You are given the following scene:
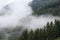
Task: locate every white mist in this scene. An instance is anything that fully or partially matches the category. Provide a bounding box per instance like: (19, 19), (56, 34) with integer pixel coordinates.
(0, 0), (33, 28)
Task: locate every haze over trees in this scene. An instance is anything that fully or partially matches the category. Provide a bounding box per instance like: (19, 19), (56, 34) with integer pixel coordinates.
(0, 0), (60, 40)
(5, 0), (60, 40)
(31, 0), (60, 16)
(19, 20), (60, 40)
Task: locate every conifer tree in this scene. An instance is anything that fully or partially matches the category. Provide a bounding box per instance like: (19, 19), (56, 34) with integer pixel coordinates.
(33, 29), (40, 40)
(19, 29), (28, 40)
(28, 29), (33, 40)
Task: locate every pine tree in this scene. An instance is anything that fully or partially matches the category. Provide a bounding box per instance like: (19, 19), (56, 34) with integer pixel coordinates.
(28, 29), (34, 40)
(33, 29), (40, 40)
(54, 20), (60, 37)
(19, 29), (28, 40)
(39, 29), (45, 40)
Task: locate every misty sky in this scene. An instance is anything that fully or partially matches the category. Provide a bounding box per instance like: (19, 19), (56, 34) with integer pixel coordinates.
(0, 0), (33, 28)
(0, 0), (60, 30)
(0, 0), (16, 7)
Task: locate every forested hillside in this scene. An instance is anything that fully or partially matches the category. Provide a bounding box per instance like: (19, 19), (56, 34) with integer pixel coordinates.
(19, 20), (60, 40)
(0, 0), (60, 40)
(31, 0), (60, 16)
(10, 0), (60, 40)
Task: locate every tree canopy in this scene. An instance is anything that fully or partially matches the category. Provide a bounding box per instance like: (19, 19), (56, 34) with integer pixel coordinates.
(19, 20), (60, 40)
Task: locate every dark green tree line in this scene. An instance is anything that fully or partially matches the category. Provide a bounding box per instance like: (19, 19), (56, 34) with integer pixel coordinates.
(19, 20), (60, 40)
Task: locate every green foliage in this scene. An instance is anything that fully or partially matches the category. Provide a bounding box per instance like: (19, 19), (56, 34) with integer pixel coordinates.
(19, 29), (28, 40)
(31, 0), (60, 16)
(33, 29), (40, 40)
(19, 20), (60, 40)
(28, 29), (33, 40)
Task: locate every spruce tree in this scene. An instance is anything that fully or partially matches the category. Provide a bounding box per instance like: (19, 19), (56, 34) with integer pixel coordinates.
(28, 29), (33, 40)
(19, 29), (28, 40)
(33, 29), (40, 40)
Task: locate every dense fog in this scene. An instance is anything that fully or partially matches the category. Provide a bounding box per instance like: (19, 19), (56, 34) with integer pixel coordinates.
(0, 0), (60, 40)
